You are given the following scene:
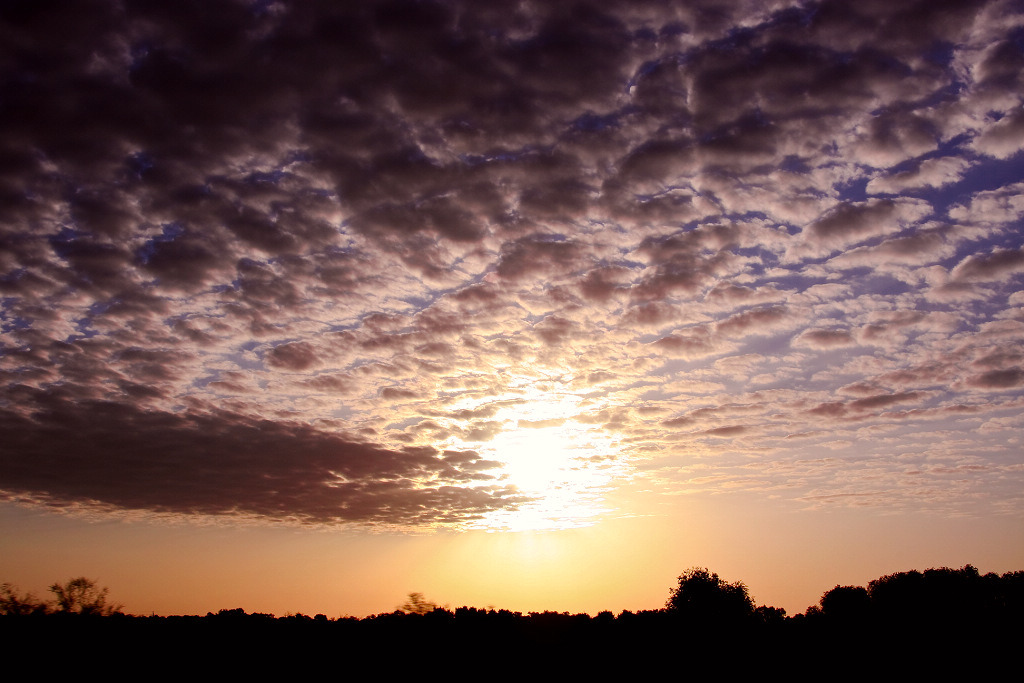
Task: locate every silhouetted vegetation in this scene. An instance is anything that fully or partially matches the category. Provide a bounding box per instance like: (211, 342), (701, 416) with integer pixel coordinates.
(798, 564), (1024, 627)
(397, 591), (439, 615)
(0, 577), (120, 616)
(3, 566), (1022, 674)
(0, 582), (48, 616)
(48, 577), (122, 616)
(666, 566), (756, 625)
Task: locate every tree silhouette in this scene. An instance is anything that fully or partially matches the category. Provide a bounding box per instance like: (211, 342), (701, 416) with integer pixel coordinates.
(398, 592), (438, 615)
(820, 585), (870, 622)
(666, 567), (754, 625)
(49, 577), (121, 616)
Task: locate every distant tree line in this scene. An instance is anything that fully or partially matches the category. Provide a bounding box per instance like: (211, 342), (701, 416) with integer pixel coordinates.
(3, 566), (1022, 675)
(801, 564), (1024, 626)
(5, 565), (1022, 626)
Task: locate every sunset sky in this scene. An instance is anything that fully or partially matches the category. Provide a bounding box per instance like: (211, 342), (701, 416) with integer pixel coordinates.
(2, 0), (1023, 618)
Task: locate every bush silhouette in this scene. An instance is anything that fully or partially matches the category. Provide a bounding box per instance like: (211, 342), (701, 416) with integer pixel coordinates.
(0, 583), (48, 615)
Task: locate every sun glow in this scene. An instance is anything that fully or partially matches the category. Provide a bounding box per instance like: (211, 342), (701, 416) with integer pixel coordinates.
(446, 389), (628, 531)
(489, 426), (583, 493)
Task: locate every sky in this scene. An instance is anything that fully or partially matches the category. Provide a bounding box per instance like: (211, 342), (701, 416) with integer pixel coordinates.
(1, 0), (1023, 618)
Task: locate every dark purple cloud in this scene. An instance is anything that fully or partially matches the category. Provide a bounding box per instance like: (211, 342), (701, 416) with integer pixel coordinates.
(0, 387), (522, 525)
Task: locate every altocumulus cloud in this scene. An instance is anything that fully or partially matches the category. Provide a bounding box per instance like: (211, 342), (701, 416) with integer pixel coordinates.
(1, 0), (1023, 526)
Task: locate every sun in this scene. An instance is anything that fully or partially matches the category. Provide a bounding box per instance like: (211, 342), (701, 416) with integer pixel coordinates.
(444, 391), (628, 530)
(487, 427), (570, 491)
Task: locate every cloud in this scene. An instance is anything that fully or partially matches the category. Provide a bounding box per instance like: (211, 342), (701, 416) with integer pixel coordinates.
(496, 235), (586, 281)
(716, 305), (792, 338)
(967, 368), (1024, 389)
(848, 392), (923, 411)
(0, 389), (522, 526)
(948, 181), (1024, 225)
(972, 108), (1024, 159)
(1, 0), (1023, 526)
(797, 199), (933, 256)
(266, 342), (321, 371)
(794, 328), (857, 349)
(829, 229), (956, 271)
(652, 327), (724, 360)
(951, 247), (1024, 282)
(867, 157), (975, 194)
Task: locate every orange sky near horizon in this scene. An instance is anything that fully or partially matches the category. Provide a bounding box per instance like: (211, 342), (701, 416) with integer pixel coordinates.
(3, 493), (1021, 618)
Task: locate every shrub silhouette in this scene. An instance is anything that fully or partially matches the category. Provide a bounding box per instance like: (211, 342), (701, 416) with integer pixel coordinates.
(0, 583), (48, 615)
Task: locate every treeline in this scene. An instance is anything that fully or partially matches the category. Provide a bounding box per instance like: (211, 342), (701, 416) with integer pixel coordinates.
(7, 565), (1021, 623)
(800, 564), (1024, 626)
(3, 565), (1022, 674)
